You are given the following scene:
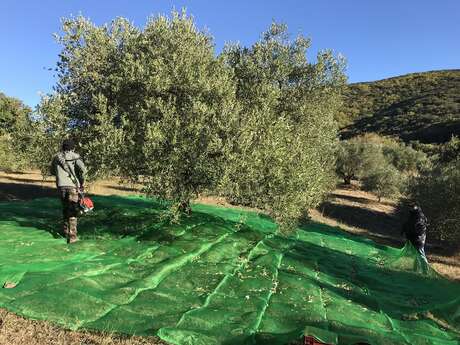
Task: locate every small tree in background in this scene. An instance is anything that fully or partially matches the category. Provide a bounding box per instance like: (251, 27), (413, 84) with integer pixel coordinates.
(337, 134), (428, 201)
(220, 23), (346, 231)
(361, 160), (406, 202)
(336, 136), (382, 185)
(0, 93), (32, 172)
(381, 139), (429, 175)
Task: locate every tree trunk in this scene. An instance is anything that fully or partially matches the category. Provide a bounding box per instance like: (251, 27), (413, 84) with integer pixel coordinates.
(178, 200), (192, 215)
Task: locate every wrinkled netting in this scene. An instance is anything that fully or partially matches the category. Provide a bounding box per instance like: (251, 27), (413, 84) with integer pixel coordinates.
(0, 196), (459, 345)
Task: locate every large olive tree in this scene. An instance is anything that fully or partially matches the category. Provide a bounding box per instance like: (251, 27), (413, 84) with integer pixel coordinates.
(220, 23), (346, 231)
(35, 12), (237, 213)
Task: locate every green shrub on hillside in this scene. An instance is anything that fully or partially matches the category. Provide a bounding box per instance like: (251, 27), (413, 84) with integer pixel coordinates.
(438, 136), (460, 163)
(339, 70), (460, 143)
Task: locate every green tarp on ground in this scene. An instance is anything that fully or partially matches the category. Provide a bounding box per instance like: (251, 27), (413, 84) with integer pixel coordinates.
(0, 195), (459, 345)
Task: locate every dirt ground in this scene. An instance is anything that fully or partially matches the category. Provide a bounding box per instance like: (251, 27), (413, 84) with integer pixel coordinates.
(0, 308), (167, 345)
(0, 170), (459, 344)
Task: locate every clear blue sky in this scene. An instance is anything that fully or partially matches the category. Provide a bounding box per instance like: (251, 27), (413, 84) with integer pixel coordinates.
(1, 0), (459, 108)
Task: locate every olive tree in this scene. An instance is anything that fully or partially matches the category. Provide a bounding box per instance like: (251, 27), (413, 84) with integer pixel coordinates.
(361, 161), (406, 202)
(336, 137), (382, 185)
(220, 23), (346, 231)
(36, 12), (237, 214)
(382, 140), (429, 175)
(117, 13), (238, 212)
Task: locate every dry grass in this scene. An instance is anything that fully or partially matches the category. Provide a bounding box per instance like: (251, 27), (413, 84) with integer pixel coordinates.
(0, 171), (459, 344)
(0, 309), (166, 345)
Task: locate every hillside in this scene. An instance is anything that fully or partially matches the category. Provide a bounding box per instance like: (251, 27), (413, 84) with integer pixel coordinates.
(339, 69), (460, 143)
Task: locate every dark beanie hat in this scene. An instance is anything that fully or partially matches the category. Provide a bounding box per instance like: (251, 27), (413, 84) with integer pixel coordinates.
(62, 138), (76, 151)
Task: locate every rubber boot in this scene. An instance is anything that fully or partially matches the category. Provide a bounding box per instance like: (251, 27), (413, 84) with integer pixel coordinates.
(68, 217), (78, 244)
(63, 220), (70, 238)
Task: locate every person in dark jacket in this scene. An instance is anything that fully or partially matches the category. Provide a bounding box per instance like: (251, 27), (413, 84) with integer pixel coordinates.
(401, 203), (428, 263)
(50, 139), (86, 244)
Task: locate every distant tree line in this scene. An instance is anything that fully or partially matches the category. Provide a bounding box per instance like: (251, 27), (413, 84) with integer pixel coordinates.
(0, 92), (31, 171)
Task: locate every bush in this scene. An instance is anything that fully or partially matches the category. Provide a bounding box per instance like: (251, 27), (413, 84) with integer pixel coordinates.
(438, 136), (460, 163)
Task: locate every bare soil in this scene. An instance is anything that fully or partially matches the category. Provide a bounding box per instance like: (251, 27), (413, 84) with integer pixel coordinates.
(0, 308), (166, 345)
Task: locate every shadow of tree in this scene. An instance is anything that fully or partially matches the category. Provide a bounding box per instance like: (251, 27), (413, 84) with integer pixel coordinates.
(105, 185), (139, 193)
(330, 193), (375, 205)
(0, 181), (56, 201)
(0, 194), (242, 243)
(319, 201), (401, 239)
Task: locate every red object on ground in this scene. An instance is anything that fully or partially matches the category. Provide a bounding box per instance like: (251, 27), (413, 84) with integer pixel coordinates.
(304, 336), (332, 345)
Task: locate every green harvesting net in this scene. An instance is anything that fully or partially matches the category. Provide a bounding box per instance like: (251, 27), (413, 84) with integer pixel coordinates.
(0, 195), (459, 345)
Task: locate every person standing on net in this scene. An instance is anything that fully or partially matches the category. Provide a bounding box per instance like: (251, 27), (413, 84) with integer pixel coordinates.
(401, 203), (429, 263)
(50, 139), (87, 244)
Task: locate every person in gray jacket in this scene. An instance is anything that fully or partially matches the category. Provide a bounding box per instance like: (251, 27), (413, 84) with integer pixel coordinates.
(50, 139), (87, 243)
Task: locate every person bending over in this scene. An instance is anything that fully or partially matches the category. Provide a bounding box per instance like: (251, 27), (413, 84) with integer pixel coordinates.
(401, 203), (428, 263)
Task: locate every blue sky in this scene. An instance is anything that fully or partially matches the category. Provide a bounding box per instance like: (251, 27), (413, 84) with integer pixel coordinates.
(1, 0), (459, 108)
